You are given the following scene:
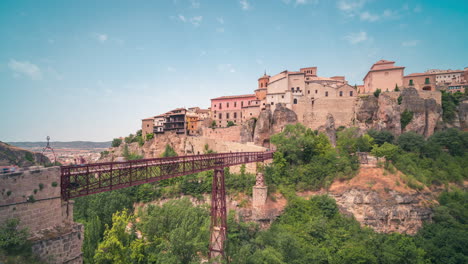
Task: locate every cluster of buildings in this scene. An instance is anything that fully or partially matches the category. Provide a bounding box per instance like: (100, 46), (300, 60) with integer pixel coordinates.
(141, 60), (467, 139)
(362, 60), (468, 94)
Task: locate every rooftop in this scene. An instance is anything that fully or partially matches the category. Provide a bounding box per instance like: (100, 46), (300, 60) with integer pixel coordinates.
(211, 94), (256, 100)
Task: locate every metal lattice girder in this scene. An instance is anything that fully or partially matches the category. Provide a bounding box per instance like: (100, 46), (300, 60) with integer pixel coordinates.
(60, 151), (273, 200)
(209, 168), (227, 260)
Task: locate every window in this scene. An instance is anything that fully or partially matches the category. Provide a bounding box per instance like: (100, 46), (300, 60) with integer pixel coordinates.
(315, 90), (318, 94)
(291, 88), (294, 92)
(234, 112), (237, 118)
(261, 83), (263, 88)
(226, 113), (230, 119)
(219, 103), (222, 109)
(147, 124), (149, 127)
(227, 102), (229, 108)
(214, 104), (216, 108)
(308, 90), (310, 94)
(271, 102), (274, 105)
(425, 78), (430, 84)
(248, 101), (251, 105)
(293, 98), (297, 104)
(325, 91), (328, 97)
(241, 101), (244, 107)
(296, 87), (300, 91)
(409, 79), (414, 86)
(350, 91), (353, 96)
(234, 102), (237, 107)
(256, 101), (258, 104)
(281, 95), (284, 98)
(339, 91), (343, 97)
(219, 113), (222, 119)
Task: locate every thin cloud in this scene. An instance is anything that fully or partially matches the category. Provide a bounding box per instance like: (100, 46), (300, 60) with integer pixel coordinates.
(218, 64), (236, 73)
(360, 11), (379, 22)
(216, 27), (225, 33)
(345, 31), (368, 44)
(178, 14), (186, 22)
(8, 59), (43, 80)
(240, 0), (250, 10)
(94, 33), (108, 43)
(190, 16), (203, 26)
(190, 0), (200, 8)
(402, 40), (419, 47)
(295, 0), (319, 5)
(337, 0), (367, 12)
(217, 17), (224, 24)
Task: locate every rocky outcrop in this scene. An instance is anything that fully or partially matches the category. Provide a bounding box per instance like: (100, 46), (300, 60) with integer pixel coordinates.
(253, 106), (273, 147)
(456, 98), (468, 129)
(332, 189), (433, 234)
(271, 103), (298, 134)
(321, 113), (337, 146)
(329, 166), (435, 235)
(355, 88), (442, 137)
(0, 142), (50, 166)
(240, 118), (256, 143)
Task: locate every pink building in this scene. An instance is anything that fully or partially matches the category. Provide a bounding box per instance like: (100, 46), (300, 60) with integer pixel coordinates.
(363, 60), (405, 93)
(211, 94), (257, 127)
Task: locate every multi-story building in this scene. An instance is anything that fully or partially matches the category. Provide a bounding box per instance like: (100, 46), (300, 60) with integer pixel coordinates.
(154, 115), (165, 134)
(164, 108), (187, 134)
(264, 66), (353, 111)
(211, 94), (257, 127)
(186, 112), (199, 135)
(403, 72), (437, 91)
(432, 69), (465, 85)
(363, 60), (405, 93)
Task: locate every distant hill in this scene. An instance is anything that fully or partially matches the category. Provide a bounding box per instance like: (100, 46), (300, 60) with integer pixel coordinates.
(0, 142), (50, 166)
(6, 141), (112, 149)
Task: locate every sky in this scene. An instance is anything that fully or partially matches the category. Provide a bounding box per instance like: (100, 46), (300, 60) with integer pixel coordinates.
(1, 0), (467, 142)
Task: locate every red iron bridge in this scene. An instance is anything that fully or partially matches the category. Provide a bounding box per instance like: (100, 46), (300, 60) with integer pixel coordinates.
(60, 151), (274, 260)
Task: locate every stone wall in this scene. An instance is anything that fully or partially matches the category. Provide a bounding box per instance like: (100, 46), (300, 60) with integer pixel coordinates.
(201, 125), (242, 142)
(303, 97), (356, 130)
(0, 167), (83, 264)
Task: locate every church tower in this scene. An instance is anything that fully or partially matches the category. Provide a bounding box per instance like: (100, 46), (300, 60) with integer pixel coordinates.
(255, 72), (270, 101)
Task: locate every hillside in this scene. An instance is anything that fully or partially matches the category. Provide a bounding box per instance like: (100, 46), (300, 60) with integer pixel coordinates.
(0, 142), (50, 167)
(7, 141), (111, 149)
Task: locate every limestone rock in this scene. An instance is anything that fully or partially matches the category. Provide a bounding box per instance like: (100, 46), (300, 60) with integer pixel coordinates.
(271, 103), (298, 134)
(323, 113), (337, 146)
(240, 118), (256, 143)
(253, 106), (273, 147)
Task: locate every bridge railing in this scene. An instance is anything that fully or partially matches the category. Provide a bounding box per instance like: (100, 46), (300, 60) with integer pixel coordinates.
(61, 151), (274, 200)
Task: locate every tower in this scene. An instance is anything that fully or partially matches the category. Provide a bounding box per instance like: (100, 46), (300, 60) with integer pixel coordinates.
(255, 72), (270, 101)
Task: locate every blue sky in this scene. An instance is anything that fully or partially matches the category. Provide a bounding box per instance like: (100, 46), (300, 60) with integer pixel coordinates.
(1, 0), (467, 141)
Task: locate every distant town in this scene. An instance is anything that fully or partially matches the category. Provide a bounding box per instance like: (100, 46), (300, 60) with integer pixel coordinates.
(140, 60), (468, 138)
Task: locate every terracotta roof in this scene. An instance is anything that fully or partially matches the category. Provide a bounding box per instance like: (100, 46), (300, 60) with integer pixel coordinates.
(142, 117), (154, 120)
(374, 59), (395, 64)
(404, 72), (437, 77)
(363, 66), (405, 80)
(211, 94), (256, 100)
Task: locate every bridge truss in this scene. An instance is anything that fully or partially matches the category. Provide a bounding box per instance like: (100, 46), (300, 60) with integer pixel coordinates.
(60, 151), (273, 260)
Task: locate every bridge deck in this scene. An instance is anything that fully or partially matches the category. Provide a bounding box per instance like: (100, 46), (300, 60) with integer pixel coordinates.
(61, 151), (273, 200)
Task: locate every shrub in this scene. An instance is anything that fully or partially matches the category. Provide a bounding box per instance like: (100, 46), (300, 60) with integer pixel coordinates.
(24, 152), (34, 162)
(227, 121), (235, 127)
(400, 110), (414, 130)
(51, 182), (58, 187)
(397, 132), (425, 153)
(38, 183), (44, 191)
(374, 88), (381, 98)
(145, 133), (154, 141)
(0, 218), (29, 254)
(397, 95), (402, 105)
(394, 84), (400, 92)
(211, 120), (217, 128)
(367, 129), (394, 146)
(112, 138), (122, 147)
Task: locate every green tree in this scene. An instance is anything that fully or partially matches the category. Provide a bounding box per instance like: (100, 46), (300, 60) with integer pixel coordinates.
(394, 84), (400, 92)
(161, 144), (178, 157)
(82, 215), (103, 264)
(145, 133), (154, 141)
(0, 218), (29, 254)
(367, 130), (395, 146)
(227, 120), (235, 127)
(397, 132), (425, 153)
(374, 88), (381, 98)
(371, 142), (399, 161)
(401, 110), (414, 130)
(94, 210), (134, 264)
(112, 138), (122, 147)
(211, 120), (217, 128)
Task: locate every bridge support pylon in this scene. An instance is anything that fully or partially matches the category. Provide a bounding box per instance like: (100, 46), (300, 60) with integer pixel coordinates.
(209, 168), (227, 262)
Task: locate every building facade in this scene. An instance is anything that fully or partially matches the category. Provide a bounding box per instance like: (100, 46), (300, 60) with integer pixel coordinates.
(154, 115), (165, 134)
(141, 117), (154, 139)
(403, 73), (437, 91)
(210, 94), (257, 127)
(164, 108), (187, 134)
(363, 60), (405, 93)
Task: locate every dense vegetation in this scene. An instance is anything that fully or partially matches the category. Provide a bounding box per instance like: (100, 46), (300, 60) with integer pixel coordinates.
(70, 125), (467, 263)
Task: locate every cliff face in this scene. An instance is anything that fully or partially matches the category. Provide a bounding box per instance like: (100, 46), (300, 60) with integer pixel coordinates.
(329, 166), (435, 235)
(253, 104), (297, 146)
(355, 88), (442, 137)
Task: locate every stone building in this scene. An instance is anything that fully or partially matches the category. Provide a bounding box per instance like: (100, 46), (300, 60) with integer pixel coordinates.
(154, 114), (166, 134)
(363, 60), (405, 93)
(403, 72), (437, 91)
(142, 116), (155, 139)
(211, 94), (257, 127)
(186, 112), (199, 136)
